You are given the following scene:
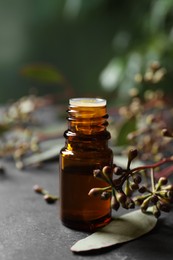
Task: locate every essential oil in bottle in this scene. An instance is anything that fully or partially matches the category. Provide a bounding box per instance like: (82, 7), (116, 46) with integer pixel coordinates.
(59, 98), (113, 231)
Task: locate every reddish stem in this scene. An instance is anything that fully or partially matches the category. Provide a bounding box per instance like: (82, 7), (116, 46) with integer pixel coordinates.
(131, 156), (173, 173)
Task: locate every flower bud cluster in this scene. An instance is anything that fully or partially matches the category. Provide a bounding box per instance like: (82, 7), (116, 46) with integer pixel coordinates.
(89, 149), (173, 218)
(135, 177), (173, 218)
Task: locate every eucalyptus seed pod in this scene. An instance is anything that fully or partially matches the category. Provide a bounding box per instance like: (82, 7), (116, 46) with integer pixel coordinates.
(162, 128), (173, 138)
(138, 186), (147, 193)
(111, 195), (120, 211)
(101, 191), (111, 200)
(125, 180), (133, 197)
(93, 169), (103, 179)
(157, 200), (171, 212)
(0, 164), (5, 174)
(141, 197), (150, 212)
(133, 175), (142, 184)
(33, 184), (44, 194)
(130, 182), (139, 191)
(88, 188), (103, 197)
(153, 206), (161, 218)
(125, 197), (135, 209)
(113, 166), (123, 175)
(116, 192), (127, 204)
(150, 194), (159, 204)
(135, 196), (145, 206)
(102, 166), (112, 180)
(158, 177), (168, 186)
(44, 194), (58, 204)
(165, 184), (173, 191)
(166, 190), (173, 202)
(127, 148), (138, 168)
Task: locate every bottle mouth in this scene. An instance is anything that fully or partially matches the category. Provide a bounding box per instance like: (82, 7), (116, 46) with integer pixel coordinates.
(69, 98), (106, 107)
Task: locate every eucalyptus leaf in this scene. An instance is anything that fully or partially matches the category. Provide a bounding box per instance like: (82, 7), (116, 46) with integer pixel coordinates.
(71, 208), (157, 252)
(116, 117), (137, 146)
(21, 64), (65, 85)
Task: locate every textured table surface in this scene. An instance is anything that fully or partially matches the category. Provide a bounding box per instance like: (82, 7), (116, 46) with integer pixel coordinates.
(0, 159), (173, 260)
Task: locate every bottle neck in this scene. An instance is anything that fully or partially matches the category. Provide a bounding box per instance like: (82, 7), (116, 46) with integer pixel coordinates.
(67, 104), (109, 135)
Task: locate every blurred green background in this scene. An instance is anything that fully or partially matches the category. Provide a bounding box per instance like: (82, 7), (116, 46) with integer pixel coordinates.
(1, 0), (173, 104)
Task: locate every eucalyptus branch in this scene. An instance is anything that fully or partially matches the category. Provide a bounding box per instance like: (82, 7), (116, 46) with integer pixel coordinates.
(89, 150), (173, 218)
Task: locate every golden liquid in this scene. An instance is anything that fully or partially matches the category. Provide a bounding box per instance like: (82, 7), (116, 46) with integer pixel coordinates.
(60, 145), (113, 231)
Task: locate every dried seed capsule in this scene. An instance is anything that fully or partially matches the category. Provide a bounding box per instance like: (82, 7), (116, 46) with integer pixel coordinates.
(162, 128), (173, 138)
(111, 196), (120, 211)
(93, 169), (102, 179)
(116, 192), (127, 204)
(150, 194), (159, 204)
(158, 177), (168, 186)
(141, 198), (150, 212)
(101, 191), (111, 200)
(0, 164), (5, 174)
(128, 148), (138, 164)
(135, 196), (145, 206)
(88, 188), (103, 197)
(157, 201), (171, 212)
(138, 186), (147, 193)
(102, 166), (112, 175)
(130, 182), (139, 191)
(153, 206), (161, 218)
(166, 190), (173, 200)
(102, 166), (112, 179)
(133, 175), (142, 184)
(44, 194), (58, 204)
(113, 166), (123, 175)
(165, 184), (173, 191)
(125, 197), (135, 209)
(33, 184), (44, 194)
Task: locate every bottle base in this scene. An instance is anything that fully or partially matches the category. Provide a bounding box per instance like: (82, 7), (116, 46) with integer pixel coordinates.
(61, 213), (111, 232)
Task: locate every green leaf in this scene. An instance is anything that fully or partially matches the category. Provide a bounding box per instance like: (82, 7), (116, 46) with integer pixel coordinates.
(71, 208), (157, 252)
(116, 117), (137, 146)
(21, 64), (65, 85)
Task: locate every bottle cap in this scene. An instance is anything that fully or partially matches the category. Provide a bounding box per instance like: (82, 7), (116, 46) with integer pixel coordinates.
(69, 98), (106, 107)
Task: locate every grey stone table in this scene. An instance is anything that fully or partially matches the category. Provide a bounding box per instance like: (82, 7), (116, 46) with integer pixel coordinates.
(0, 160), (173, 260)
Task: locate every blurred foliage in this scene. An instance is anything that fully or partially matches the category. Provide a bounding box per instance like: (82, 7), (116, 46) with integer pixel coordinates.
(1, 0), (173, 104)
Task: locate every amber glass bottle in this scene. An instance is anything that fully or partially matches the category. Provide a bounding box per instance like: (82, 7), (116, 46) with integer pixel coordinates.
(59, 98), (113, 231)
